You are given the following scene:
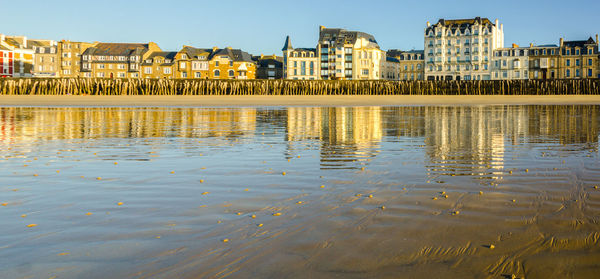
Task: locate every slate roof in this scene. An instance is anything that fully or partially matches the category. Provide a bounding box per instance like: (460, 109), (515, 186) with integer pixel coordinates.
(319, 28), (379, 48)
(426, 17), (494, 34)
(282, 36), (293, 51)
(179, 46), (213, 60)
(563, 37), (597, 48)
(83, 43), (148, 57)
(387, 49), (424, 60)
(210, 48), (254, 63)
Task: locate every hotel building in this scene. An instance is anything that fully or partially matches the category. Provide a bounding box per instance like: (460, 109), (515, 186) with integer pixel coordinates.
(424, 17), (504, 81)
(491, 45), (529, 80)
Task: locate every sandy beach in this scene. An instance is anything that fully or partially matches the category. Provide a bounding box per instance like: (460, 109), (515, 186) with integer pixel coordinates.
(2, 94), (600, 107)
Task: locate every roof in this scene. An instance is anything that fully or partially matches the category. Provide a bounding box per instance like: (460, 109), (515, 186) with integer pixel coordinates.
(531, 44), (559, 48)
(179, 46), (213, 60)
(0, 45), (11, 51)
(387, 49), (424, 60)
(210, 48), (254, 63)
(563, 37), (597, 48)
(386, 57), (400, 63)
(282, 36), (293, 51)
(319, 27), (379, 48)
(426, 17), (495, 33)
(83, 43), (149, 56)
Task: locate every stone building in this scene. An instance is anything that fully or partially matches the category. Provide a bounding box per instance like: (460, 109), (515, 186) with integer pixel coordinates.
(387, 49), (424, 80)
(491, 45), (529, 80)
(254, 54), (283, 79)
(32, 40), (59, 78)
(528, 44), (560, 79)
(81, 42), (161, 78)
(558, 35), (598, 79)
(58, 40), (96, 78)
(141, 51), (177, 79)
(174, 46), (211, 79)
(207, 47), (256, 80)
(424, 17), (504, 81)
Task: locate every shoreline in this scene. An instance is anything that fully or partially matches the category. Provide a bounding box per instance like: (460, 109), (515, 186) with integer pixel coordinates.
(2, 95), (600, 107)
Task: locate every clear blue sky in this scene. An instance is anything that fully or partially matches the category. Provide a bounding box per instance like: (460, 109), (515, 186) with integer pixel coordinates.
(1, 0), (598, 55)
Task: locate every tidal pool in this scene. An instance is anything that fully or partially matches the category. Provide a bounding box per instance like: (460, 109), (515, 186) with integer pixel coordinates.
(1, 106), (599, 278)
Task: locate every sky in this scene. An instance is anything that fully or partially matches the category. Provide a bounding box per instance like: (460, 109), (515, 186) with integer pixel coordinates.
(1, 0), (599, 55)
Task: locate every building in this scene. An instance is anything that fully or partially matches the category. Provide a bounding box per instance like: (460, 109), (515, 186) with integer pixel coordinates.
(254, 54), (283, 79)
(0, 35), (35, 77)
(207, 47), (256, 80)
(282, 36), (319, 80)
(58, 40), (96, 78)
(317, 26), (385, 80)
(382, 57), (401, 80)
(387, 49), (425, 80)
(558, 35), (598, 79)
(528, 44), (560, 79)
(491, 44), (529, 80)
(32, 40), (59, 78)
(141, 51), (177, 79)
(0, 42), (14, 77)
(424, 17), (504, 81)
(81, 42), (161, 78)
(174, 46), (211, 79)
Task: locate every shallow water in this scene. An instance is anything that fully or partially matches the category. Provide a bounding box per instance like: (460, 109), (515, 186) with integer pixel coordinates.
(1, 106), (599, 279)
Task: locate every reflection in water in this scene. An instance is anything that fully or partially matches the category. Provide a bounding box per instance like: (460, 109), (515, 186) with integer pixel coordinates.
(0, 105), (598, 172)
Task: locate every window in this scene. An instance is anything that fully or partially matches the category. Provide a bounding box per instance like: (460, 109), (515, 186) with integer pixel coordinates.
(117, 64), (125, 69)
(144, 67), (152, 74)
(195, 72), (201, 78)
(566, 69), (570, 77)
(589, 59), (593, 66)
(118, 73), (126, 78)
(180, 62), (186, 69)
(228, 70), (234, 77)
(97, 64), (105, 69)
(163, 67), (171, 74)
(229, 61), (233, 67)
(181, 54), (188, 59)
(576, 49), (580, 55)
(215, 61), (219, 67)
(362, 69), (369, 75)
(268, 64), (275, 68)
(97, 72), (105, 78)
(576, 69), (580, 77)
(566, 59), (570, 66)
(589, 69), (593, 77)
(182, 72), (187, 78)
(130, 73), (139, 78)
(293, 61), (297, 68)
(576, 59), (580, 66)
(268, 70), (275, 76)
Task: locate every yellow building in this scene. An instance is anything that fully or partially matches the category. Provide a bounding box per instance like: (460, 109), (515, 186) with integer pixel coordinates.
(58, 40), (96, 78)
(0, 35), (35, 77)
(387, 50), (425, 80)
(141, 51), (177, 79)
(81, 42), (161, 78)
(558, 35), (598, 79)
(174, 46), (211, 79)
(528, 44), (560, 79)
(208, 47), (256, 79)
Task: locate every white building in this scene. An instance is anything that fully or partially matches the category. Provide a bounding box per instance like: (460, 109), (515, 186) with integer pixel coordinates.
(491, 45), (529, 80)
(424, 17), (504, 81)
(282, 36), (320, 80)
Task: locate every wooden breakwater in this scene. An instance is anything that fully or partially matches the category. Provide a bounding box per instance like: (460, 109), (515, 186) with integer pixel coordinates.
(1, 78), (599, 95)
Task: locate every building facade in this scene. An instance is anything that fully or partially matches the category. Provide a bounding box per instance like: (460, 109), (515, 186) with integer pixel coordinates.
(558, 36), (598, 79)
(0, 43), (14, 77)
(58, 40), (95, 78)
(174, 46), (211, 79)
(81, 42), (160, 78)
(491, 45), (529, 80)
(424, 17), (504, 81)
(141, 51), (177, 79)
(0, 35), (35, 77)
(254, 54), (283, 79)
(207, 47), (256, 80)
(32, 41), (59, 78)
(387, 49), (425, 80)
(317, 26), (385, 80)
(528, 44), (560, 79)
(282, 36), (319, 80)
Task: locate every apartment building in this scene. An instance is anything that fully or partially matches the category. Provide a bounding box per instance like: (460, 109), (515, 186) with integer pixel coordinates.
(0, 43), (14, 77)
(317, 26), (385, 80)
(32, 40), (59, 77)
(0, 35), (35, 77)
(81, 42), (160, 78)
(58, 40), (95, 78)
(254, 54), (283, 79)
(528, 44), (560, 79)
(382, 57), (400, 80)
(387, 49), (425, 80)
(558, 35), (598, 79)
(207, 47), (256, 80)
(141, 51), (177, 79)
(282, 36), (319, 80)
(491, 45), (529, 80)
(424, 17), (504, 81)
(174, 46), (211, 79)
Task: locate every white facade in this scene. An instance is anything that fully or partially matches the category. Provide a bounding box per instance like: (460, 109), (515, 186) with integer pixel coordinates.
(491, 47), (529, 80)
(424, 17), (504, 81)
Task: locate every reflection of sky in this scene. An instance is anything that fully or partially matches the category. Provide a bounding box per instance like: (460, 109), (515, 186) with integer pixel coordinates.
(0, 106), (598, 176)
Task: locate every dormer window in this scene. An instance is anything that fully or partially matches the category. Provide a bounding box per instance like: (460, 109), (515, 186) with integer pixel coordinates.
(165, 59), (171, 63)
(181, 54), (188, 59)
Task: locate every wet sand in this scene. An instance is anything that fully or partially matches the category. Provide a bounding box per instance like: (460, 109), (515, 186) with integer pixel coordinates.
(2, 94), (600, 107)
(1, 106), (600, 279)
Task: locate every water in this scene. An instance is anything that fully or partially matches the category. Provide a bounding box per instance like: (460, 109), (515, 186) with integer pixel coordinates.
(1, 106), (599, 278)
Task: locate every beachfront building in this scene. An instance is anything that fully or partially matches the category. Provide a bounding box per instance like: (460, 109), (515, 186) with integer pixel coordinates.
(528, 44), (560, 79)
(32, 40), (59, 78)
(58, 40), (96, 78)
(207, 47), (256, 80)
(81, 42), (161, 78)
(558, 35), (599, 79)
(174, 46), (211, 79)
(382, 57), (401, 80)
(0, 41), (14, 77)
(282, 36), (319, 80)
(141, 51), (177, 79)
(0, 35), (35, 77)
(491, 45), (529, 80)
(317, 26), (385, 80)
(254, 54), (283, 79)
(387, 49), (425, 80)
(424, 17), (504, 81)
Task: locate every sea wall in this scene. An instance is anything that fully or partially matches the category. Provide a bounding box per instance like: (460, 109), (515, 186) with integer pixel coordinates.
(1, 78), (599, 95)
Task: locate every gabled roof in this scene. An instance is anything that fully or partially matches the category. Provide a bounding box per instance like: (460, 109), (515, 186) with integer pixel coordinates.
(319, 27), (379, 48)
(282, 36), (293, 51)
(179, 46), (213, 60)
(563, 37), (597, 48)
(83, 43), (149, 56)
(210, 48), (254, 63)
(427, 17), (495, 33)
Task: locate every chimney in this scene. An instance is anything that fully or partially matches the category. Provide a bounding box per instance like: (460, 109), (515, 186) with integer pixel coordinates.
(0, 34), (4, 43)
(512, 43), (519, 48)
(23, 36), (27, 48)
(495, 19), (499, 27)
(530, 43), (534, 48)
(560, 38), (564, 47)
(596, 34), (598, 44)
(260, 54), (264, 59)
(212, 46), (218, 52)
(500, 23), (503, 30)
(319, 25), (325, 31)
